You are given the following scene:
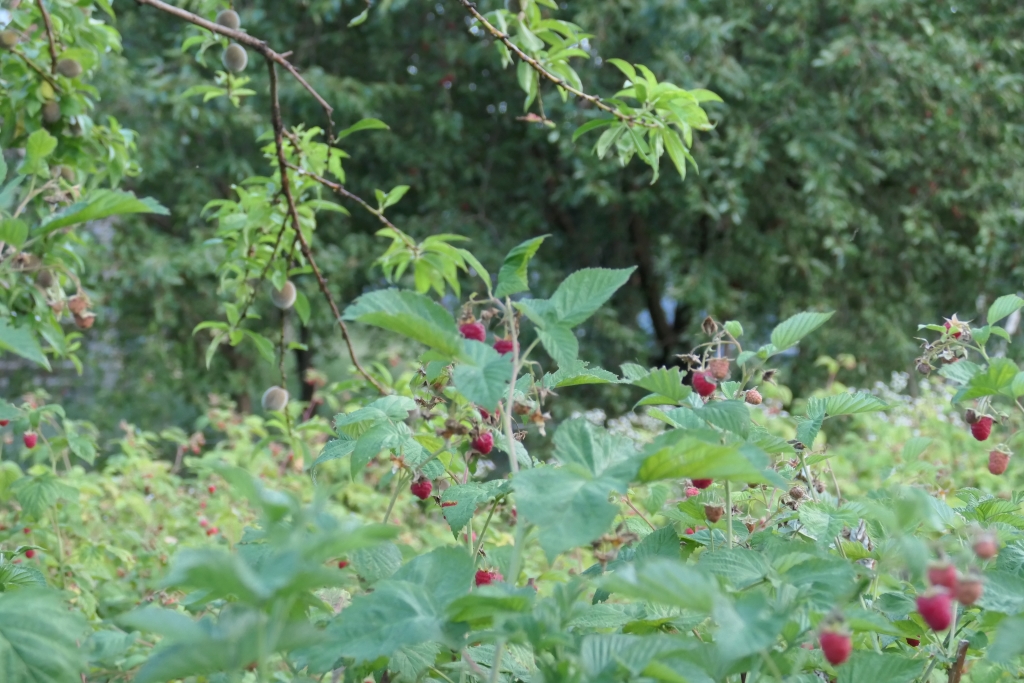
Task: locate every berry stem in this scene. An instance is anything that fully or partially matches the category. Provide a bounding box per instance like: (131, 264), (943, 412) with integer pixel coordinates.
(621, 494), (656, 532)
(799, 452), (819, 503)
(382, 471), (408, 524)
(502, 296), (522, 474)
(490, 640), (505, 683)
(725, 481), (733, 548)
(946, 606), (959, 659)
(472, 499), (500, 564)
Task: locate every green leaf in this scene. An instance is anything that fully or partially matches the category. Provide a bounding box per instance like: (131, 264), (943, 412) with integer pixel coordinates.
(987, 294), (1024, 325)
(514, 420), (639, 560)
(631, 367), (692, 404)
(452, 340), (513, 411)
(638, 433), (786, 487)
(494, 235), (548, 298)
(572, 118), (614, 143)
(0, 218), (28, 248)
(796, 400), (826, 447)
(10, 474), (78, 520)
(0, 319), (50, 369)
(812, 392), (888, 417)
(293, 290), (311, 325)
(542, 360), (620, 388)
(937, 360), (981, 385)
(343, 289), (463, 358)
(961, 358), (1019, 400)
(836, 651), (925, 683)
(348, 8), (369, 27)
(440, 480), (511, 537)
(19, 130), (58, 176)
(37, 190), (168, 236)
(601, 559), (718, 612)
(901, 437), (932, 460)
(335, 117), (387, 139)
(0, 562), (47, 591)
(697, 400), (750, 438)
(769, 311), (835, 352)
(634, 526), (681, 562)
(698, 548), (770, 589)
(351, 542), (404, 584)
(988, 615), (1024, 662)
(545, 267), (637, 327)
(535, 322), (579, 368)
(0, 589), (86, 682)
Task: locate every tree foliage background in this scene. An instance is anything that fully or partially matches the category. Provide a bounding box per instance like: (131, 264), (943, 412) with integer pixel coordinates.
(6, 0), (1024, 436)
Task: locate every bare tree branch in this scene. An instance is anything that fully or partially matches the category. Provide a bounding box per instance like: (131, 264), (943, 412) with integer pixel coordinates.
(266, 61), (388, 396)
(283, 161), (400, 233)
(947, 639), (970, 683)
(35, 0), (59, 73)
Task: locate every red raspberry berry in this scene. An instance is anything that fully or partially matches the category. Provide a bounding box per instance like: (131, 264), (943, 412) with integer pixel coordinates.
(410, 479), (433, 500)
(973, 532), (998, 560)
(685, 487), (700, 497)
(208, 485), (216, 494)
(206, 527), (218, 536)
(493, 339), (515, 355)
(819, 629), (852, 665)
(906, 638), (920, 647)
(684, 528), (695, 535)
(692, 478), (713, 489)
(23, 527), (30, 534)
(692, 371), (716, 398)
(927, 562), (957, 591)
(944, 320), (962, 339)
(955, 576), (983, 606)
(338, 560), (349, 569)
(199, 518), (209, 528)
(478, 407), (490, 420)
(459, 322), (486, 342)
(970, 416), (992, 441)
(917, 588), (953, 630)
(24, 549), (35, 559)
(474, 569), (502, 586)
(0, 420), (8, 427)
(23, 432), (37, 449)
(471, 432), (494, 455)
(988, 450), (1010, 475)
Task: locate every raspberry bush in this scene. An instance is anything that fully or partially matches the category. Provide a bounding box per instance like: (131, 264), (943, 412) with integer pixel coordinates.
(2, 2), (1024, 683)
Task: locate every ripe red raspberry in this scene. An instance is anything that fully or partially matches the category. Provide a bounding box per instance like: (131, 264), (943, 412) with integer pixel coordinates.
(692, 478), (713, 489)
(23, 432), (37, 449)
(684, 487), (700, 498)
(206, 527), (219, 536)
(338, 560), (349, 569)
(906, 638), (920, 647)
(970, 416), (992, 441)
(208, 485), (216, 494)
(0, 420), (8, 427)
(927, 562), (957, 591)
(745, 389), (763, 405)
(955, 576), (983, 606)
(944, 320), (962, 339)
(410, 479), (433, 500)
(917, 588), (953, 630)
(973, 532), (998, 560)
(478, 407), (490, 420)
(471, 432), (494, 455)
(23, 527), (30, 534)
(494, 339), (515, 355)
(459, 322), (486, 342)
(684, 527), (695, 535)
(25, 549), (36, 559)
(692, 371), (716, 398)
(474, 569), (503, 586)
(199, 518), (209, 528)
(819, 629), (852, 665)
(988, 450), (1010, 475)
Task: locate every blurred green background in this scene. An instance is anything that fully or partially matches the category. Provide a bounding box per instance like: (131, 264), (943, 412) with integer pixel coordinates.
(8, 0), (1023, 436)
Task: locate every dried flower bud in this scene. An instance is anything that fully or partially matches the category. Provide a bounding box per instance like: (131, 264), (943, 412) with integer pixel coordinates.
(702, 316), (719, 336)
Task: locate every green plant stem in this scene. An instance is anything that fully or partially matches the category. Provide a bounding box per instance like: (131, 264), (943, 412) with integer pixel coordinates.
(473, 500), (499, 562)
(502, 296), (521, 474)
(917, 650), (940, 683)
(799, 452), (819, 502)
(759, 649), (783, 681)
(490, 640), (505, 683)
(508, 520), (528, 586)
(429, 667), (458, 683)
(382, 472), (407, 524)
(947, 606), (959, 659)
(621, 494), (656, 531)
(50, 508), (65, 590)
(725, 481), (733, 548)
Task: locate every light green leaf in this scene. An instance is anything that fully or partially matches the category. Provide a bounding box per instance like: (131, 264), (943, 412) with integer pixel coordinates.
(343, 289), (463, 358)
(535, 322), (579, 367)
(19, 130), (58, 176)
(937, 360), (981, 385)
(813, 392), (888, 417)
(351, 543), (403, 584)
(901, 437), (932, 460)
(697, 400), (750, 438)
(632, 367), (692, 403)
(0, 319), (50, 369)
(348, 8), (369, 27)
(439, 480), (511, 537)
(10, 474), (77, 520)
(987, 294), (1024, 326)
(961, 358), (1019, 400)
(638, 434), (786, 487)
(0, 218), (28, 248)
(836, 651), (925, 683)
(38, 190), (168, 236)
(452, 340), (513, 411)
(545, 267), (637, 327)
(0, 589), (86, 682)
(769, 311), (835, 352)
(337, 118), (389, 139)
(494, 235), (548, 298)
(542, 360), (620, 388)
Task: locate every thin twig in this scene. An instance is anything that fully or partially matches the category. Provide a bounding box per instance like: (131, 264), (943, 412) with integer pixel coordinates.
(284, 161), (398, 231)
(35, 0), (60, 72)
(621, 494), (656, 531)
(266, 61), (387, 395)
(134, 0), (333, 123)
(454, 0), (655, 128)
(11, 48), (61, 91)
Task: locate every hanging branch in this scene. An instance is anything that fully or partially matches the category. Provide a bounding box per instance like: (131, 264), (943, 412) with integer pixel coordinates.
(35, 0), (59, 73)
(453, 0), (655, 128)
(283, 161), (400, 232)
(135, 0), (386, 395)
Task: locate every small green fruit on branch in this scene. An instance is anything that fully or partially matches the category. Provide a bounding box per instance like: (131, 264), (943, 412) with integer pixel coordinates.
(222, 43), (248, 72)
(271, 280), (296, 309)
(56, 58), (81, 78)
(261, 386), (289, 411)
(215, 9), (241, 30)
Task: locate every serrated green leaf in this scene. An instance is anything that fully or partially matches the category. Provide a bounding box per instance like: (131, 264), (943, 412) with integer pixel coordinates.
(836, 651), (925, 683)
(494, 235), (548, 298)
(638, 433), (786, 487)
(697, 400), (750, 438)
(813, 392), (888, 417)
(0, 589), (86, 682)
(19, 130), (58, 177)
(452, 340), (512, 411)
(351, 543), (403, 584)
(937, 360), (982, 385)
(961, 358), (1019, 400)
(631, 367), (692, 403)
(439, 480), (511, 537)
(10, 474), (77, 520)
(38, 190), (168, 236)
(0, 319), (50, 370)
(535, 322), (579, 368)
(988, 294), (1024, 325)
(343, 289), (463, 358)
(0, 218), (28, 248)
(542, 267), (636, 327)
(769, 311), (835, 352)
